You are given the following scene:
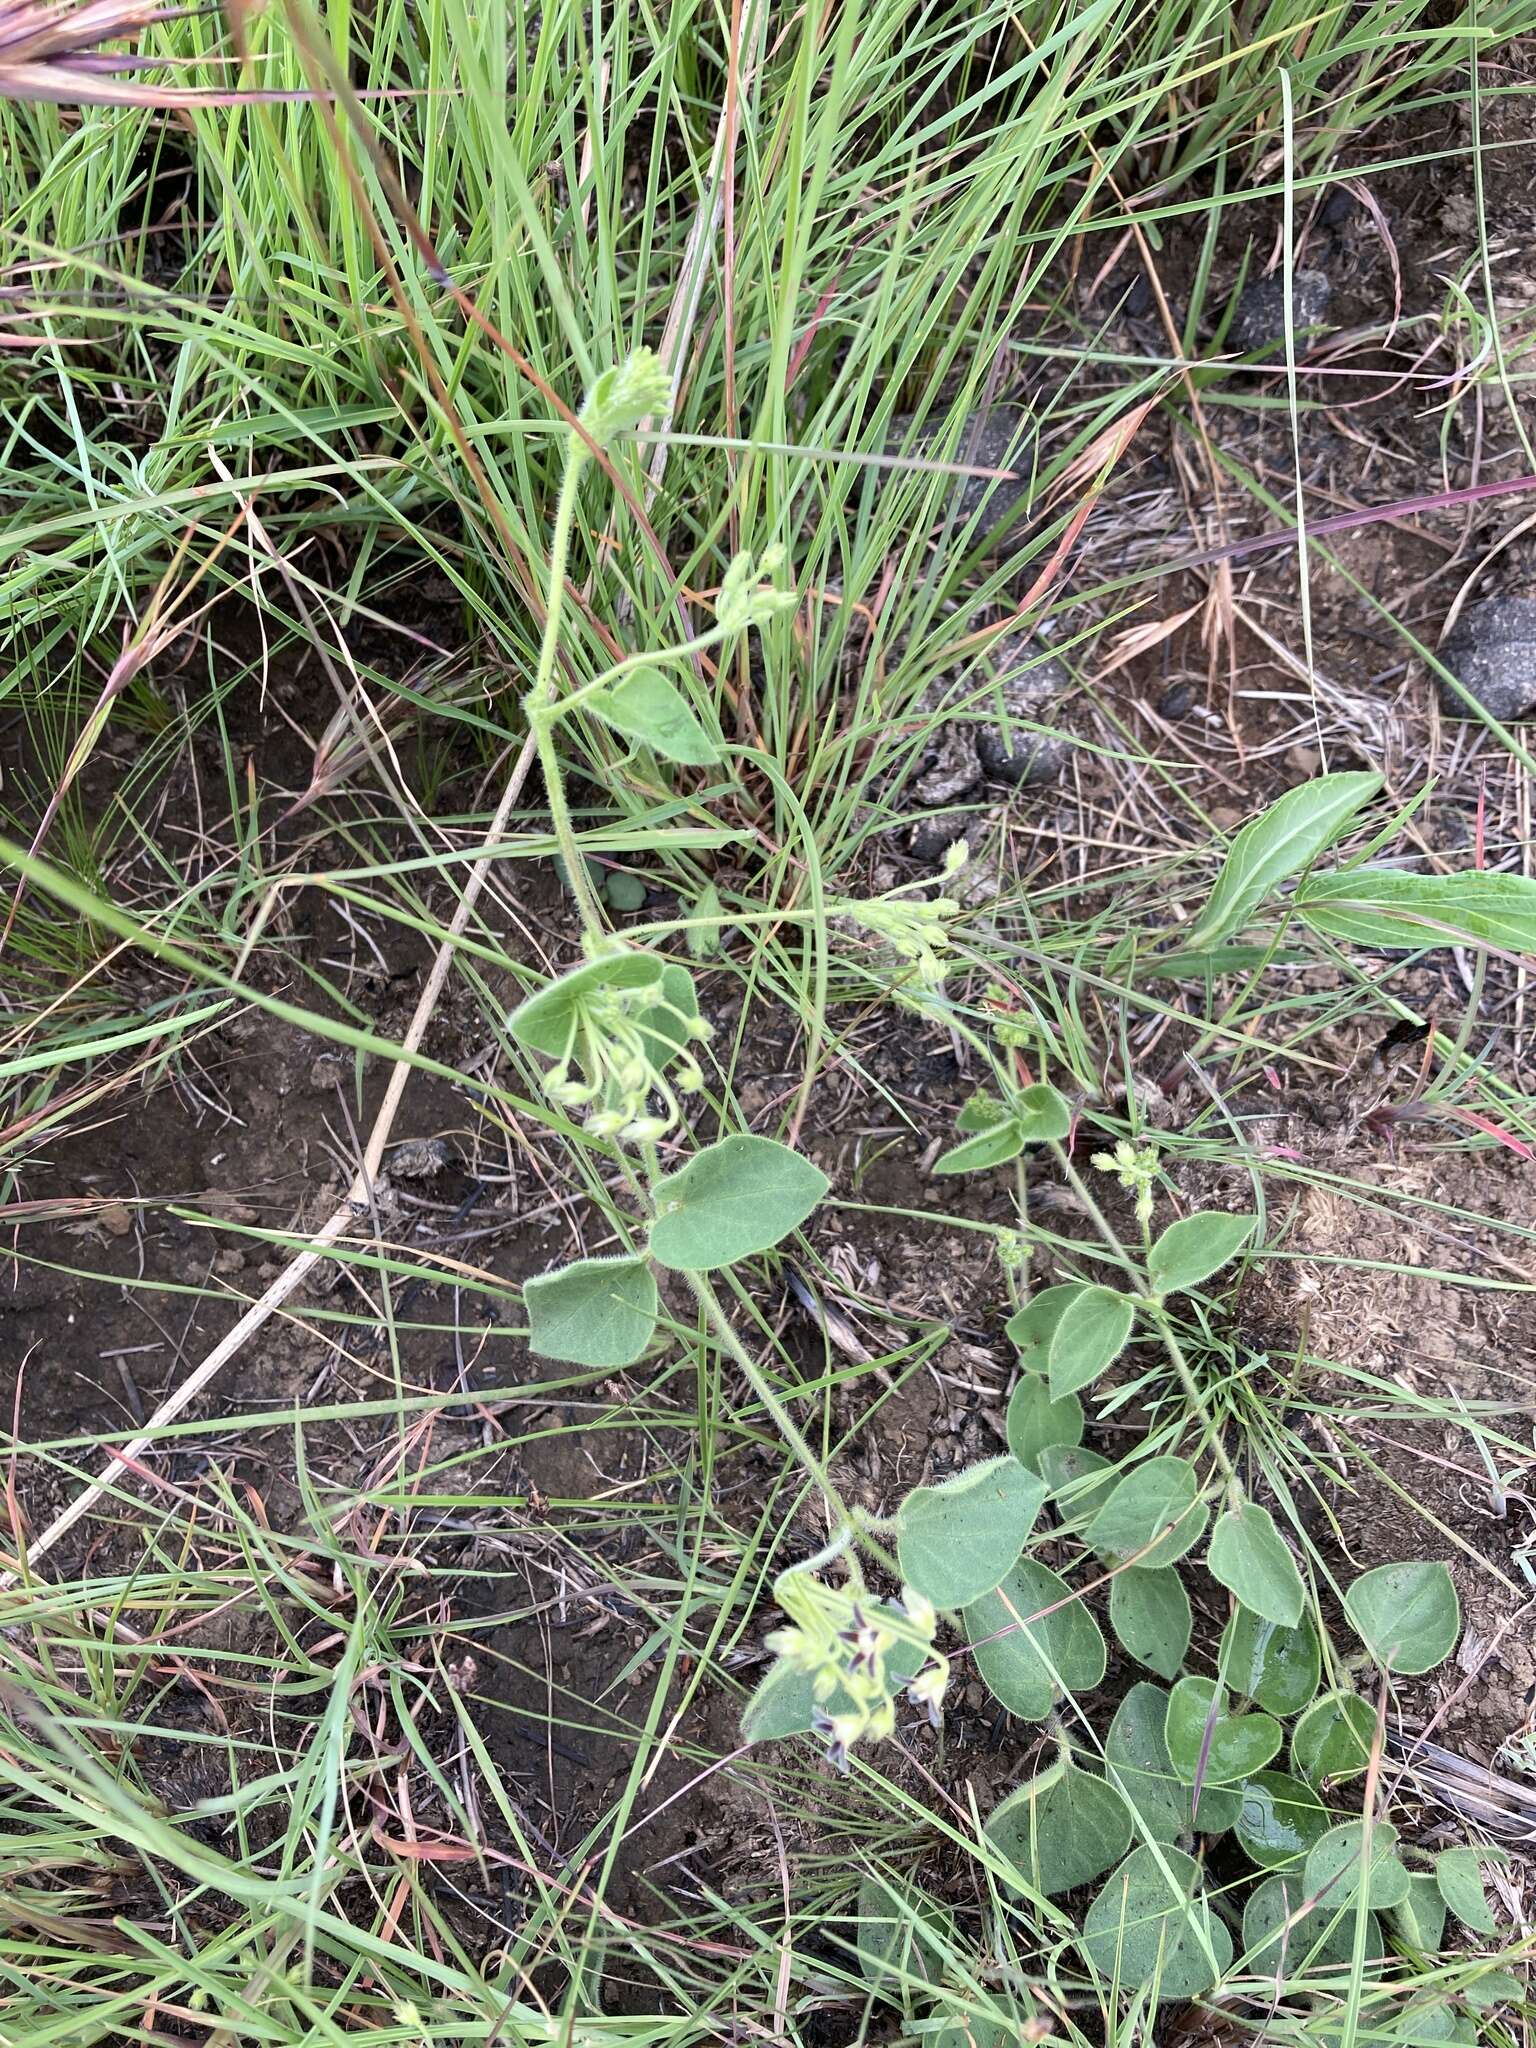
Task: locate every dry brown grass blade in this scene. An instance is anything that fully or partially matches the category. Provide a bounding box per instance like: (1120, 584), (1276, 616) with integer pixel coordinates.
(0, 0), (336, 103)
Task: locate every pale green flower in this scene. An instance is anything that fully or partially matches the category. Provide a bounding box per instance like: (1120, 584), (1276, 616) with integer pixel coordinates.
(578, 348), (672, 448)
(1091, 1137), (1161, 1226)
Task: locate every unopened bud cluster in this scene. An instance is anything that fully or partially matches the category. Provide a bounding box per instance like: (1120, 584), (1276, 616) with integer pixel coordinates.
(838, 845), (969, 990)
(765, 1567), (949, 1772)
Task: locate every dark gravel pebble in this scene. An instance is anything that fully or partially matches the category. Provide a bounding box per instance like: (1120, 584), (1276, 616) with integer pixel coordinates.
(1437, 598), (1536, 722)
(973, 635), (1073, 785)
(907, 809), (981, 864)
(1230, 268), (1333, 353)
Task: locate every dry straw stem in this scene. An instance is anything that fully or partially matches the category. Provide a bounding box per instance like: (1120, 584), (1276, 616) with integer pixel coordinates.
(0, 0), (328, 103)
(1, 733), (539, 1584)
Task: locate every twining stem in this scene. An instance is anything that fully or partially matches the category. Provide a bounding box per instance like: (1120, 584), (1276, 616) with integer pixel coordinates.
(527, 448), (609, 944)
(684, 1268), (852, 1530)
(625, 1137), (849, 1527)
(1048, 1141), (1242, 1500)
(1143, 1302), (1242, 1499)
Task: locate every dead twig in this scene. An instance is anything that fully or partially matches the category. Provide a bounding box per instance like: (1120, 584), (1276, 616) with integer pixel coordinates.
(1, 733), (540, 1585)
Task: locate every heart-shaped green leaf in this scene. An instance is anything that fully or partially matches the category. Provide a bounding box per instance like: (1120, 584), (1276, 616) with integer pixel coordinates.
(1079, 1845), (1233, 2000)
(1392, 1874), (1449, 1954)
(1004, 1283), (1086, 1369)
(1435, 1848), (1497, 1936)
(896, 1455), (1046, 1609)
(1013, 1081), (1072, 1141)
(1463, 1970), (1524, 2013)
(934, 1119), (1025, 1174)
(1037, 1443), (1116, 1523)
(1207, 1503), (1305, 1627)
(1344, 1562), (1460, 1675)
(510, 952), (667, 1056)
(1006, 1376), (1083, 1471)
(965, 1558), (1105, 1720)
(1104, 1683), (1240, 1844)
(649, 1134), (828, 1271)
(1384, 2007), (1479, 2044)
(1305, 1821), (1410, 1913)
(585, 666), (720, 764)
(1147, 1212), (1256, 1296)
(1291, 1690), (1375, 1788)
(1233, 1769), (1329, 1869)
(524, 1255), (658, 1366)
(1219, 1609), (1320, 1716)
(1048, 1284), (1135, 1398)
(602, 869), (647, 912)
(1109, 1567), (1191, 1682)
(852, 1874), (952, 2001)
(1086, 1456), (1207, 1569)
(984, 1758), (1132, 1898)
(1165, 1676), (1282, 1786)
(1242, 1871), (1384, 1977)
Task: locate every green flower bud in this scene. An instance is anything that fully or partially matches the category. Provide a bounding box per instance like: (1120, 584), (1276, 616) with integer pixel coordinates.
(578, 348), (672, 448)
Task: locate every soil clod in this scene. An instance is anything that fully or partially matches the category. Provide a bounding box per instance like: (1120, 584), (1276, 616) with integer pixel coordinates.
(1437, 598), (1536, 722)
(1230, 266), (1333, 353)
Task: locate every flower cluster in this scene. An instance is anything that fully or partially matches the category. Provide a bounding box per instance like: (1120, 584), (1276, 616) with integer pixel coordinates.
(716, 545), (796, 633)
(543, 977), (710, 1145)
(1091, 1136), (1162, 1227)
(765, 1566), (948, 1772)
(837, 842), (969, 991)
(578, 347), (672, 449)
(510, 954), (711, 1149)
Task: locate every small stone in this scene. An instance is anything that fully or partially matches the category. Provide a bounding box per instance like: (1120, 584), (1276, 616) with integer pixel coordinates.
(1230, 268), (1333, 353)
(913, 725), (982, 807)
(973, 633), (1073, 786)
(1159, 682), (1195, 720)
(886, 405), (1032, 536)
(389, 1136), (457, 1180)
(906, 810), (980, 865)
(1437, 598), (1536, 721)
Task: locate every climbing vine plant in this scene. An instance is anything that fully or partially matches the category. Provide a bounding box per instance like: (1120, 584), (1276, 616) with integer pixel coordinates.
(514, 352), (1527, 2034)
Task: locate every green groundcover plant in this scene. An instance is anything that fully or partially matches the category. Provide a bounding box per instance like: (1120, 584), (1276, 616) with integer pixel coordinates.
(504, 351), (1536, 2030)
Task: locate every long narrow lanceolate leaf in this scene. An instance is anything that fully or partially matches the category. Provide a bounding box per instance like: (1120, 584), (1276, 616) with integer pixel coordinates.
(1296, 867), (1536, 955)
(1187, 771), (1381, 946)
